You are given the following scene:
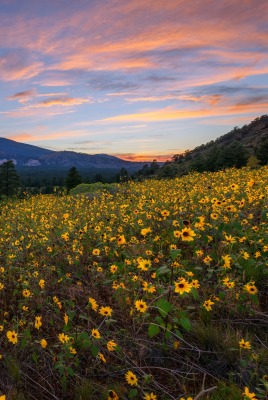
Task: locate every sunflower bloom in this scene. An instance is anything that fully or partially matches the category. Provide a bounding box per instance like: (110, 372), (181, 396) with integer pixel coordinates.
(135, 299), (148, 313)
(107, 390), (119, 400)
(117, 235), (126, 245)
(107, 340), (117, 352)
(141, 227), (152, 236)
(110, 265), (118, 273)
(144, 393), (157, 400)
(203, 299), (214, 311)
(6, 330), (18, 345)
(91, 328), (101, 339)
(242, 386), (257, 399)
(92, 248), (100, 256)
(125, 370), (138, 386)
(34, 316), (42, 330)
(58, 333), (70, 344)
(40, 339), (48, 348)
(222, 254), (232, 269)
(174, 278), (192, 295)
(22, 289), (31, 297)
(69, 346), (77, 354)
(64, 313), (69, 325)
(39, 279), (45, 289)
(239, 339), (251, 350)
(99, 306), (113, 317)
(244, 283), (258, 295)
(180, 227), (196, 241)
(98, 352), (106, 363)
(88, 297), (99, 311)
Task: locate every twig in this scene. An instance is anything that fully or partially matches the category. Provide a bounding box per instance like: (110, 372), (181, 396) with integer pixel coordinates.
(193, 374), (217, 400)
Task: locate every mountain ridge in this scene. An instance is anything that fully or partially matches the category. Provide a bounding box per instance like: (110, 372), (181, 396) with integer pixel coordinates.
(0, 138), (146, 170)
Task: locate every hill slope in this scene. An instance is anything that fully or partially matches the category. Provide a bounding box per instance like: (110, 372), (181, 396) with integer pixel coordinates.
(157, 115), (268, 177)
(0, 137), (53, 161)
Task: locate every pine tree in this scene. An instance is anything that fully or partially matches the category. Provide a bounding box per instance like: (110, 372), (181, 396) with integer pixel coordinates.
(0, 160), (20, 197)
(65, 167), (82, 192)
(256, 139), (268, 165)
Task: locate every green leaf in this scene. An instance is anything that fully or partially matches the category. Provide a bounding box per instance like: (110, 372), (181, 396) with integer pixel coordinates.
(79, 331), (91, 349)
(250, 294), (258, 305)
(156, 266), (171, 278)
(90, 344), (99, 357)
(55, 364), (65, 376)
(23, 329), (32, 339)
(79, 331), (90, 341)
(154, 316), (164, 326)
(191, 288), (199, 300)
(156, 298), (172, 317)
(66, 367), (75, 377)
(32, 351), (38, 363)
(67, 310), (76, 321)
(175, 329), (183, 339)
(128, 388), (138, 398)
(79, 314), (89, 321)
(20, 338), (27, 349)
(180, 316), (192, 331)
(148, 323), (160, 338)
(164, 330), (171, 339)
(170, 249), (181, 260)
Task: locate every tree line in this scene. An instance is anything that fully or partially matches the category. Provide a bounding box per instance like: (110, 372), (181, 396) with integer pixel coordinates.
(0, 162), (134, 198)
(1, 138), (267, 197)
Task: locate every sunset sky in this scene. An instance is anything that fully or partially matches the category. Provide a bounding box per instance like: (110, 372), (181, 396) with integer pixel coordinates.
(0, 0), (268, 161)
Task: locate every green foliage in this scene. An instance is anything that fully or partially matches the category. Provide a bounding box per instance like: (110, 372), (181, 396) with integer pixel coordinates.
(210, 381), (241, 400)
(256, 138), (268, 165)
(0, 160), (20, 197)
(65, 167), (82, 192)
(69, 182), (119, 196)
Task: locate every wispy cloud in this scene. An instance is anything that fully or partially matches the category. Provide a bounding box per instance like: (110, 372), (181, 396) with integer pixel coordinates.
(36, 96), (92, 107)
(1, 0), (268, 158)
(0, 50), (43, 81)
(7, 89), (37, 103)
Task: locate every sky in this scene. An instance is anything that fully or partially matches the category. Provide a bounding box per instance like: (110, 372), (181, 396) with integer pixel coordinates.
(0, 0), (268, 162)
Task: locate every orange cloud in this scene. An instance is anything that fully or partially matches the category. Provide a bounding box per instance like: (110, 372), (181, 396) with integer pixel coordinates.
(114, 153), (175, 162)
(9, 134), (34, 142)
(10, 129), (89, 143)
(36, 97), (92, 107)
(100, 100), (268, 123)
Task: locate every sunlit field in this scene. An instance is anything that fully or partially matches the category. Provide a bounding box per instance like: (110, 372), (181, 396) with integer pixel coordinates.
(0, 167), (267, 400)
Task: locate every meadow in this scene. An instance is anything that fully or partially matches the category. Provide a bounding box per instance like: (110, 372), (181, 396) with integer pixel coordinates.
(0, 167), (267, 400)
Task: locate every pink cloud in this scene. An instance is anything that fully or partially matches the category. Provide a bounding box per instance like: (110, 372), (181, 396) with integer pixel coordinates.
(7, 89), (37, 103)
(0, 0), (267, 83)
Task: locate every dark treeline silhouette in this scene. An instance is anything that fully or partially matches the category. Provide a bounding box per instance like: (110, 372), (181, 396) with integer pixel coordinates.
(1, 115), (268, 195)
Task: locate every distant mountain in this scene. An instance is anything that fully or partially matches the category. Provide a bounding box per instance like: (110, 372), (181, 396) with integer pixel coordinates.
(0, 138), (145, 170)
(0, 137), (53, 162)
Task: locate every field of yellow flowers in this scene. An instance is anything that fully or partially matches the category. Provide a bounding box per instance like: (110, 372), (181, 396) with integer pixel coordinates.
(0, 167), (268, 400)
